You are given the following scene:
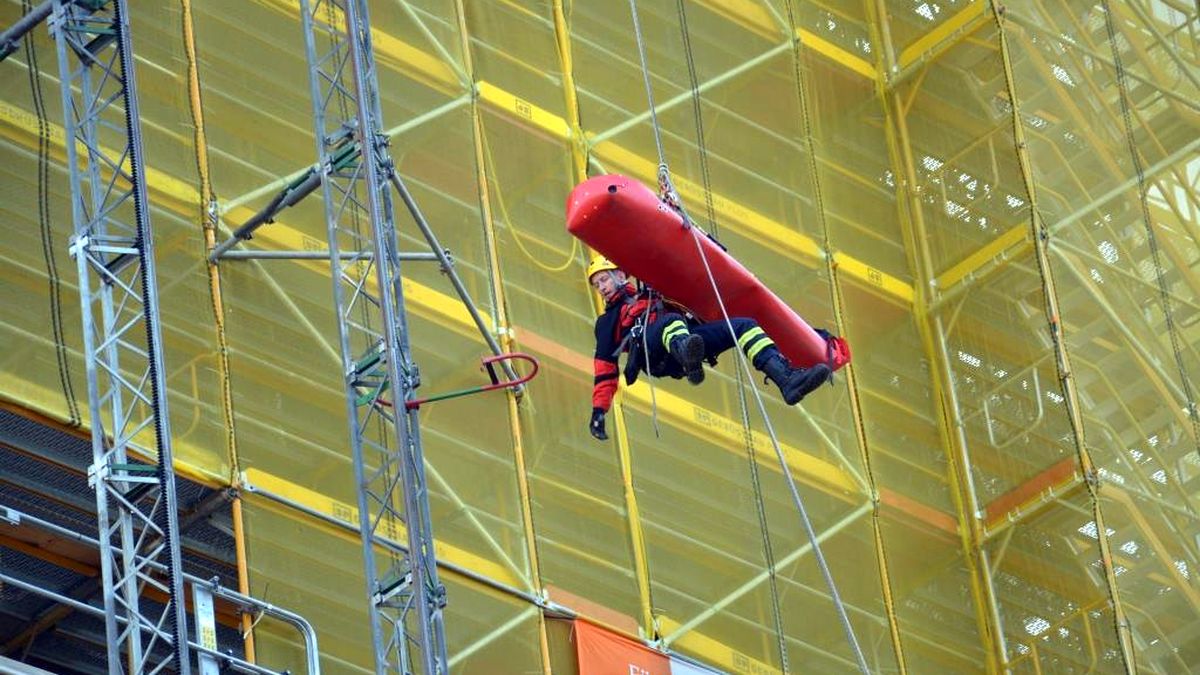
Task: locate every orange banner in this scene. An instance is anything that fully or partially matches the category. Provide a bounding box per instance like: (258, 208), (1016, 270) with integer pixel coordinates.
(574, 619), (670, 675)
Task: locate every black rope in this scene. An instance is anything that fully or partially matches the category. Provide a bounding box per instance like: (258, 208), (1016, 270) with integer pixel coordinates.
(992, 5), (1132, 670)
(1098, 0), (1200, 459)
(735, 364), (791, 672)
(674, 3), (786, 659)
(670, 5), (786, 662)
(776, 1), (874, 671)
(673, 0), (717, 238)
(24, 0), (80, 428)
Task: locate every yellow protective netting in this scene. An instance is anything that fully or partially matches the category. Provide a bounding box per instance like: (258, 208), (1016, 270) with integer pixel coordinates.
(1, 0), (1198, 672)
(0, 0), (230, 483)
(242, 496), (545, 673)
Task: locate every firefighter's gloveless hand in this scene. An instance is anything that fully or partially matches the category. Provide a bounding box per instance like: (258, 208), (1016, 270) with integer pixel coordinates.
(589, 408), (607, 440)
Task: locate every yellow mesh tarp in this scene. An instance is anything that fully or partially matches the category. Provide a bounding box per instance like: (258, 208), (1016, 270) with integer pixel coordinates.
(1, 0), (1198, 672)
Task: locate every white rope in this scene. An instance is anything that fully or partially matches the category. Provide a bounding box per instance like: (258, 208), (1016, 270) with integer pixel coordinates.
(628, 0), (685, 207)
(627, 1), (865, 667)
(686, 225), (869, 674)
(623, 0), (672, 438)
(628, 0), (666, 169)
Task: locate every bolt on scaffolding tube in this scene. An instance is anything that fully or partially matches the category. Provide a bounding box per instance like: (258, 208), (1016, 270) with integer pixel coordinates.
(49, 1), (191, 672)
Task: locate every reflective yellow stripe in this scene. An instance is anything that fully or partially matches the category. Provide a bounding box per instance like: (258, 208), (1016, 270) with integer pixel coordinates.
(661, 329), (689, 350)
(736, 326), (766, 351)
(661, 321), (689, 350)
(745, 335), (773, 361)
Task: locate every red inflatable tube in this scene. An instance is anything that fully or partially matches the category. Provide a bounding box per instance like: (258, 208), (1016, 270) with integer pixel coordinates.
(566, 174), (849, 371)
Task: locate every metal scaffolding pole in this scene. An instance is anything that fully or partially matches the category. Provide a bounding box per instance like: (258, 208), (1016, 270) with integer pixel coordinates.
(49, 1), (191, 673)
(297, 0), (448, 672)
(0, 502), (323, 674)
(0, 0), (54, 61)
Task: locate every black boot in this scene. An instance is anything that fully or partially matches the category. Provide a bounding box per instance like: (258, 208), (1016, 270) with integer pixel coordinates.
(755, 350), (830, 405)
(669, 333), (706, 385)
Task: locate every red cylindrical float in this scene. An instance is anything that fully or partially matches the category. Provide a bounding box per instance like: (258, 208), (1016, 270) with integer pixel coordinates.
(567, 174), (848, 370)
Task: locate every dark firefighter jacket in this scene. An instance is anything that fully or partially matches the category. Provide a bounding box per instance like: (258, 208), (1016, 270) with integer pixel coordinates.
(591, 284), (694, 412)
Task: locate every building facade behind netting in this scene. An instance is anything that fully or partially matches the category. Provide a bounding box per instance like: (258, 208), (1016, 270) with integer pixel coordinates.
(1, 0), (1198, 672)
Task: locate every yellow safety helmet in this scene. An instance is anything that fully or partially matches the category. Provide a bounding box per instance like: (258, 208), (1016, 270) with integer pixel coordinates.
(586, 255), (620, 281)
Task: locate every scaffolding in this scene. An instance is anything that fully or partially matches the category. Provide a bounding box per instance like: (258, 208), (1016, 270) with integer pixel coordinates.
(0, 1), (319, 673)
(0, 0), (1197, 673)
(206, 1), (536, 671)
(50, 0), (191, 670)
(0, 503), (321, 675)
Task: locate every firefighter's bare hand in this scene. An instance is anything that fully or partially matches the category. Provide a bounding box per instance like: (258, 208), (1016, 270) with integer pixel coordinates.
(589, 408), (608, 441)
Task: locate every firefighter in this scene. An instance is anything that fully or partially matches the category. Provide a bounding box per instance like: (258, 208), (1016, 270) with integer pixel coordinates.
(587, 257), (831, 441)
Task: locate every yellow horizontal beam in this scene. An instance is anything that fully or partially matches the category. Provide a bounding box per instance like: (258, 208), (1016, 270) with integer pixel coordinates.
(595, 140), (823, 260)
(982, 458), (1081, 535)
(896, 2), (988, 72)
(934, 224), (1031, 293)
(694, 0), (875, 79)
(235, 220), (481, 331)
(372, 26), (461, 92)
(0, 101), (200, 213)
(597, 141), (912, 303)
(832, 251), (915, 303)
(799, 28), (876, 80)
(253, 0), (461, 93)
(692, 0), (779, 39)
(477, 81), (570, 139)
(243, 467), (522, 587)
(659, 615), (780, 674)
(247, 0), (910, 306)
(624, 383), (861, 495)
